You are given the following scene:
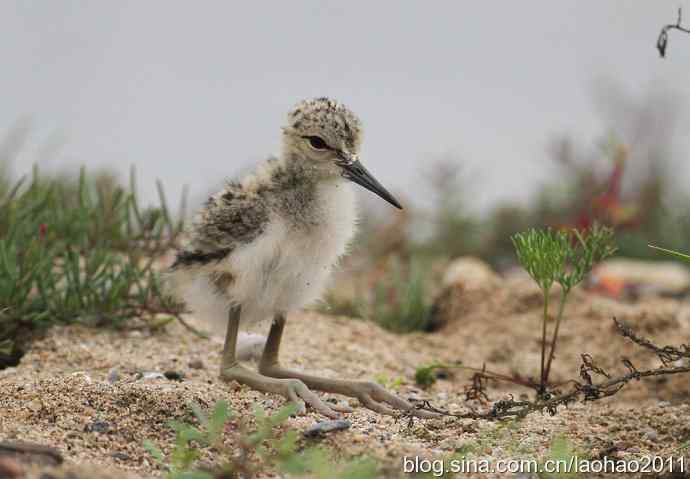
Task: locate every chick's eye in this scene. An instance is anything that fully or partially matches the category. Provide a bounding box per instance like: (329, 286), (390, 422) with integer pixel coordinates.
(306, 136), (328, 150)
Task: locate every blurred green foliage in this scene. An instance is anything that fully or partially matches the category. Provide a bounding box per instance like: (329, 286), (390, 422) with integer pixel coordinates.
(0, 164), (186, 368)
(369, 256), (433, 333)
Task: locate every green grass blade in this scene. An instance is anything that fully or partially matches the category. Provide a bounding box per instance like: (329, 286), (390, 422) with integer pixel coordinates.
(649, 244), (690, 262)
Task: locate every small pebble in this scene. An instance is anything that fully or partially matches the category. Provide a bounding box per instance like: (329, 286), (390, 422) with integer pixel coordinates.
(439, 438), (462, 451)
(110, 452), (130, 461)
(27, 399), (42, 412)
(188, 359), (204, 369)
(107, 368), (120, 384)
(86, 420), (110, 433)
(138, 371), (166, 380)
(70, 371), (92, 383)
(164, 370), (184, 381)
(644, 429), (659, 441)
(303, 419), (351, 438)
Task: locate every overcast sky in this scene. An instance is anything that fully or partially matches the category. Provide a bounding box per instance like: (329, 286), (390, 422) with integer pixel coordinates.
(2, 1), (690, 212)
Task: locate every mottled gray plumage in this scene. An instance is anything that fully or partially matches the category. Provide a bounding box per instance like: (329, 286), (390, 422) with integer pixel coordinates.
(166, 97), (432, 419)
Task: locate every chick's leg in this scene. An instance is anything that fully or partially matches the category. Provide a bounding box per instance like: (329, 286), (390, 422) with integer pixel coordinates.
(259, 314), (436, 418)
(219, 305), (342, 418)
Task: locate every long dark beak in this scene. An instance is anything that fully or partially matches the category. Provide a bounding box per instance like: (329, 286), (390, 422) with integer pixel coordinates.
(336, 154), (402, 209)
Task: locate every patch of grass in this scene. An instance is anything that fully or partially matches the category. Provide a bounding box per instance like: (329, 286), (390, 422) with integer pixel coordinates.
(374, 373), (404, 390)
(0, 165), (187, 367)
(414, 362), (462, 388)
(315, 290), (365, 319)
(144, 400), (377, 479)
(369, 256), (433, 333)
(511, 224), (616, 395)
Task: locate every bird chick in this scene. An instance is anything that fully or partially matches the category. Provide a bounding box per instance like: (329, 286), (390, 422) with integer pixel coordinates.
(168, 97), (431, 418)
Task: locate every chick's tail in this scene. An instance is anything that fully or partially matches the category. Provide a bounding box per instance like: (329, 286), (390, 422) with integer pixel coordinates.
(164, 268), (268, 362)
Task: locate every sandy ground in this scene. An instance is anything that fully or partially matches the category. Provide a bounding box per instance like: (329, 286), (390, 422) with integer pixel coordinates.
(2, 271), (690, 478)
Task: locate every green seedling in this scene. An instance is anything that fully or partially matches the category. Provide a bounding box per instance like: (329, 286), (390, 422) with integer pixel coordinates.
(512, 224), (616, 396)
(375, 373), (404, 390)
(414, 362), (462, 388)
(144, 400), (377, 479)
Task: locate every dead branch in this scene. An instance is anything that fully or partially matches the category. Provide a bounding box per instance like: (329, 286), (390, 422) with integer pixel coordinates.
(458, 364), (542, 393)
(657, 8), (690, 58)
(411, 318), (690, 421)
(613, 317), (690, 365)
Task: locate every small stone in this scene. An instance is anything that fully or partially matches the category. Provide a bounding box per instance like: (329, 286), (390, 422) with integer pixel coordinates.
(439, 438), (461, 450)
(110, 452), (130, 461)
(70, 371), (92, 383)
(163, 370), (184, 381)
(188, 359), (204, 369)
(138, 371), (166, 380)
(86, 420), (110, 433)
(644, 429), (659, 441)
(303, 419), (351, 438)
(441, 257), (499, 289)
(107, 368), (120, 384)
(27, 399), (42, 412)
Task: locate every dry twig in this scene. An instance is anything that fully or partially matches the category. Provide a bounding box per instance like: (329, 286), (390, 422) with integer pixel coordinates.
(411, 318), (690, 421)
(657, 8), (690, 57)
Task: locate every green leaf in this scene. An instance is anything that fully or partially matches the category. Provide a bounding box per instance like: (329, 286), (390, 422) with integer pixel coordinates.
(649, 244), (690, 262)
(269, 403), (298, 426)
(206, 400), (231, 443)
(142, 440), (165, 465)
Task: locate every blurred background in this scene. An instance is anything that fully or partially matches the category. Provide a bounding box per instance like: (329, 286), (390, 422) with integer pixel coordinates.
(2, 2), (689, 208)
(3, 1), (690, 330)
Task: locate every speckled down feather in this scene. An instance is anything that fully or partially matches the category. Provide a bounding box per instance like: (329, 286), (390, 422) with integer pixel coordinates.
(166, 98), (362, 335)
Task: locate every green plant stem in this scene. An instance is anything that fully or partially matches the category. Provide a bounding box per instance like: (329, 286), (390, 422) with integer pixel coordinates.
(539, 289), (549, 392)
(542, 289), (569, 388)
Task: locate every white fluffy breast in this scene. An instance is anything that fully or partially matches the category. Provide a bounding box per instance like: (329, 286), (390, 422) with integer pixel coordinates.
(224, 179), (357, 324)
